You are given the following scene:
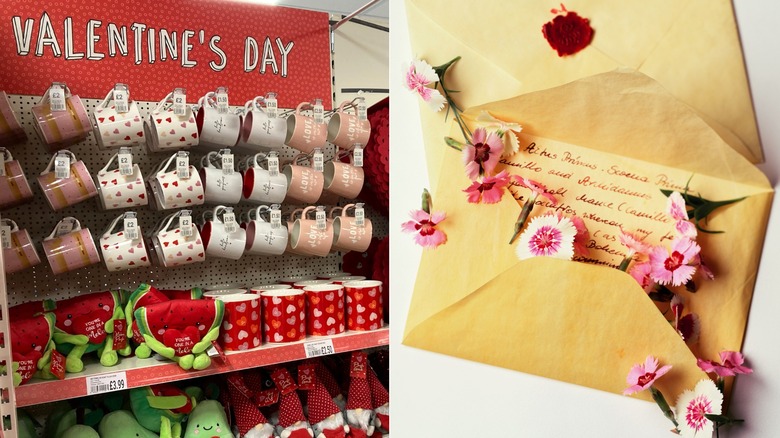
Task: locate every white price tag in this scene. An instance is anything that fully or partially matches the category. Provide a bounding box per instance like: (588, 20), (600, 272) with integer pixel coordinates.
(221, 151), (234, 175)
(357, 98), (367, 121)
(313, 149), (324, 173)
(123, 215), (139, 240)
(355, 205), (365, 228)
(223, 210), (237, 234)
(113, 85), (129, 113)
(265, 93), (278, 118)
(173, 88), (187, 116)
(315, 208), (326, 230)
(353, 146), (364, 168)
(313, 101), (324, 125)
(0, 225), (11, 249)
(86, 371), (127, 395)
(0, 162), (5, 177)
(216, 88), (229, 114)
(49, 84), (66, 112)
(118, 148), (133, 176)
(304, 338), (335, 358)
(267, 154), (279, 177)
(176, 152), (190, 179)
(270, 207), (282, 229)
(55, 153), (71, 179)
(56, 219), (74, 237)
(180, 212), (193, 237)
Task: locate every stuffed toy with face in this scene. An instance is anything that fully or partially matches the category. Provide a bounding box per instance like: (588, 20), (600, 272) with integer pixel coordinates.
(182, 400), (233, 438)
(98, 410), (162, 438)
(130, 384), (199, 437)
(7, 302), (56, 386)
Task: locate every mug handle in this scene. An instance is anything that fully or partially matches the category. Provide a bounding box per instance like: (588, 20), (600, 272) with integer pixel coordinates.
(288, 208), (304, 223)
(1, 218), (19, 232)
(0, 147), (12, 162)
(245, 96), (267, 114)
(341, 204), (356, 217)
(199, 92), (217, 109)
(329, 206), (343, 219)
(253, 205), (271, 222)
(46, 216), (82, 240)
(295, 101), (312, 115)
(201, 151), (219, 169)
(101, 153), (119, 173)
(302, 205), (318, 220)
(159, 211), (180, 234)
(41, 150), (78, 175)
(37, 84), (72, 106)
(212, 205), (228, 224)
(97, 88), (115, 110)
(101, 213), (125, 239)
(154, 92), (174, 113)
(252, 152), (268, 168)
(156, 153), (179, 177)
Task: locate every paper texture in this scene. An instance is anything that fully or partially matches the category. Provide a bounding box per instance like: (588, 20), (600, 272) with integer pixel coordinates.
(402, 70), (773, 401)
(406, 0), (763, 193)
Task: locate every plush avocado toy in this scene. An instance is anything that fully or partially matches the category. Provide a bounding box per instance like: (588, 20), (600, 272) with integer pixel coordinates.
(98, 410), (163, 438)
(61, 424), (100, 438)
(182, 400), (233, 438)
(130, 384), (201, 437)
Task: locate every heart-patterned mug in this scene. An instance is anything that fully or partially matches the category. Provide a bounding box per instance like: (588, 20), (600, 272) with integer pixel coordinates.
(150, 153), (205, 210)
(95, 153), (148, 210)
(145, 92), (199, 151)
(0, 148), (34, 209)
(152, 210), (206, 268)
(260, 289), (306, 343)
(92, 86), (145, 149)
(100, 213), (151, 271)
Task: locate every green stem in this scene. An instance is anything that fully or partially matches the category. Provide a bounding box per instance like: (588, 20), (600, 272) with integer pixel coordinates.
(422, 189), (432, 214)
(509, 197), (537, 244)
(618, 256), (632, 272)
(445, 136), (464, 151)
(433, 56), (473, 143)
(650, 386), (678, 428)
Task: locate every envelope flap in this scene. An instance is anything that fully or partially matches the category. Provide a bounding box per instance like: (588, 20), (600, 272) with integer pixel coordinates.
(461, 70), (769, 189)
(403, 257), (709, 400)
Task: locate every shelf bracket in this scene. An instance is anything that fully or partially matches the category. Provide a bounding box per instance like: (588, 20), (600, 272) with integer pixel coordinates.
(330, 0), (384, 53)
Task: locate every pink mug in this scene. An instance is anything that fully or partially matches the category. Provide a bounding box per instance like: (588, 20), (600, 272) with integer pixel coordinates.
(303, 283), (345, 336)
(285, 101), (327, 153)
(323, 151), (365, 199)
(326, 99), (371, 150)
(289, 206), (334, 257)
(0, 91), (27, 146)
(37, 150), (98, 211)
(1, 218), (41, 274)
(0, 148), (34, 209)
(282, 154), (324, 204)
(236, 96), (287, 153)
(32, 84), (91, 152)
(195, 91), (242, 150)
(332, 203), (373, 252)
(145, 92), (199, 151)
(41, 217), (101, 275)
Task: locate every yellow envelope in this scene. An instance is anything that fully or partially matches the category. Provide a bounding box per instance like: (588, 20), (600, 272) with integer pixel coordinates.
(406, 0), (763, 192)
(402, 70), (773, 402)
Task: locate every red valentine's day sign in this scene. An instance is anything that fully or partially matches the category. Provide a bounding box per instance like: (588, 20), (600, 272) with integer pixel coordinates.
(0, 0), (332, 108)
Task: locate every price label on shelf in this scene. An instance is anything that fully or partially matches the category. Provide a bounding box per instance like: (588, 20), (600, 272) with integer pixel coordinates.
(315, 207), (326, 230)
(173, 87), (187, 116)
(221, 150), (234, 175)
(303, 338), (335, 358)
(313, 148), (324, 172)
(270, 205), (282, 229)
(49, 83), (66, 112)
(313, 100), (324, 125)
(113, 84), (129, 113)
(266, 92), (278, 118)
(355, 204), (365, 228)
(177, 151), (190, 179)
(86, 371), (128, 395)
(0, 225), (11, 249)
(357, 97), (367, 121)
(180, 211), (193, 237)
(55, 152), (71, 179)
(353, 146), (364, 168)
(216, 87), (229, 114)
(123, 213), (139, 240)
(268, 152), (280, 177)
(223, 209), (238, 234)
(118, 147), (133, 176)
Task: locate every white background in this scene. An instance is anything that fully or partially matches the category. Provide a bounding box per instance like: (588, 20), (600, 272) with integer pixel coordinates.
(389, 1), (780, 436)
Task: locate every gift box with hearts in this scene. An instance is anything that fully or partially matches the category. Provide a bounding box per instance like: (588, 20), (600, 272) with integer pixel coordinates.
(260, 289), (306, 343)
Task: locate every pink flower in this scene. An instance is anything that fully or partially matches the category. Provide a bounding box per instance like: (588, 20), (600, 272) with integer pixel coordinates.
(619, 230), (650, 258)
(675, 379), (723, 438)
(623, 355), (672, 395)
(405, 59), (446, 111)
(668, 192), (697, 239)
(512, 176), (558, 205)
(516, 214), (576, 260)
(401, 210), (447, 248)
(462, 128), (503, 180)
(697, 351), (753, 377)
(677, 313), (700, 344)
(463, 171), (510, 204)
(629, 262), (655, 292)
(649, 238), (701, 286)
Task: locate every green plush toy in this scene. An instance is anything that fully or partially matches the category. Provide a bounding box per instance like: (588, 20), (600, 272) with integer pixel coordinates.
(17, 410), (38, 438)
(99, 410), (166, 438)
(46, 290), (128, 373)
(8, 308), (57, 385)
(182, 400), (233, 438)
(61, 424), (100, 438)
(44, 407), (102, 438)
(130, 385), (202, 438)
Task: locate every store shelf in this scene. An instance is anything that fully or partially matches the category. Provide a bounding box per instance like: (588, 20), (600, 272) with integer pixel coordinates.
(15, 327), (388, 407)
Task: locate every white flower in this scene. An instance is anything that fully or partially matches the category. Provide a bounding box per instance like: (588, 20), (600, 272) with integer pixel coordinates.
(405, 59), (446, 112)
(475, 111), (523, 156)
(675, 379), (723, 438)
(516, 214), (576, 260)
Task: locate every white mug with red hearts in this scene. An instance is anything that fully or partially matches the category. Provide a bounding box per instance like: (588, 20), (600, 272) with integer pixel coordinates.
(100, 213), (151, 271)
(152, 210), (205, 267)
(145, 91), (199, 152)
(199, 151), (242, 204)
(92, 85), (145, 149)
(150, 153), (205, 210)
(96, 153), (148, 210)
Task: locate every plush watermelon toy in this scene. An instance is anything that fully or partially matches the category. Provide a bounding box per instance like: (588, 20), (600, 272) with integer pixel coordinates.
(135, 299), (224, 370)
(125, 284), (203, 359)
(8, 303), (56, 386)
(130, 384), (200, 437)
(46, 290), (127, 373)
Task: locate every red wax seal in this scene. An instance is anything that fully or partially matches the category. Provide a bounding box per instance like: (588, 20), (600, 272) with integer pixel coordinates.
(542, 4), (594, 57)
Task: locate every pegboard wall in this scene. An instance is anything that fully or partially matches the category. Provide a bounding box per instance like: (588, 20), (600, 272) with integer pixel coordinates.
(1, 94), (388, 306)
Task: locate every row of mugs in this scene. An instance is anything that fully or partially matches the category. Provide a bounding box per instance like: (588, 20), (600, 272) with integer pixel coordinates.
(204, 281), (384, 350)
(0, 147), (364, 212)
(1, 202), (372, 275)
(13, 84), (370, 154)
